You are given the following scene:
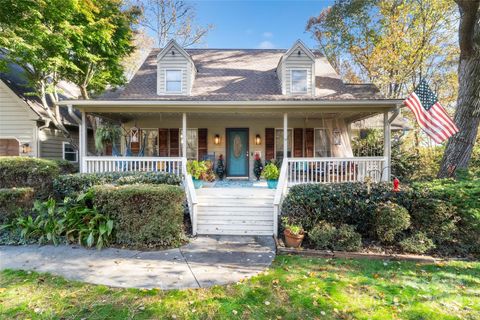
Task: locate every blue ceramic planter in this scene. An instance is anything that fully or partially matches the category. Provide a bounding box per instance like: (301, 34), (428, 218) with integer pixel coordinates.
(192, 179), (204, 189)
(267, 179), (278, 189)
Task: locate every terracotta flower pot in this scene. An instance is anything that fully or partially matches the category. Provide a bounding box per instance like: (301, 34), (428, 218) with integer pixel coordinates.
(284, 229), (305, 248)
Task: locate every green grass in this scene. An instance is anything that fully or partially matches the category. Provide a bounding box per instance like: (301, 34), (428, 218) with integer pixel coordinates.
(0, 255), (479, 319)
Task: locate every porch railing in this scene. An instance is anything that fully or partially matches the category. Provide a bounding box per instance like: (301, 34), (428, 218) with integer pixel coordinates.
(287, 157), (388, 184)
(273, 160), (289, 238)
(82, 156), (184, 175)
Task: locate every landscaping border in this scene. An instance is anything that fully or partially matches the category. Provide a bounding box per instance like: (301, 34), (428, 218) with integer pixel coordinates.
(275, 237), (437, 263)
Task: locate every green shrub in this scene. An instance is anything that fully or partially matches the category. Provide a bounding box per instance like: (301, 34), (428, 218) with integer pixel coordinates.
(53, 171), (182, 198)
(262, 162), (279, 180)
(52, 160), (77, 174)
(281, 182), (412, 234)
(92, 184), (185, 248)
(399, 232), (435, 254)
(0, 157), (60, 198)
(0, 187), (34, 223)
(410, 197), (458, 243)
(309, 221), (362, 252)
(374, 202), (410, 243)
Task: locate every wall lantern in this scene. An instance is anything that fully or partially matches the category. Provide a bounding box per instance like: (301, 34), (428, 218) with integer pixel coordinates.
(130, 125), (140, 143)
(255, 134), (262, 145)
(333, 129), (342, 145)
(21, 143), (32, 154)
(214, 134), (220, 145)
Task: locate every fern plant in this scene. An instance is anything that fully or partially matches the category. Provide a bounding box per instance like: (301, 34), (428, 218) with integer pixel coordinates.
(94, 122), (122, 152)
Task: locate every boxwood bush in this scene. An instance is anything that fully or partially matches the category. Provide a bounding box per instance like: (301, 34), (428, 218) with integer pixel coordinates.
(309, 221), (362, 252)
(0, 157), (60, 198)
(92, 184), (185, 248)
(0, 187), (34, 223)
(54, 172), (182, 198)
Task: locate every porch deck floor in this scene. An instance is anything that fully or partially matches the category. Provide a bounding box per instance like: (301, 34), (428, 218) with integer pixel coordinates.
(208, 179), (269, 188)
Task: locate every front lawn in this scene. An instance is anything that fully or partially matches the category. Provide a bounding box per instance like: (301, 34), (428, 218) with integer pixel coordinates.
(1, 255), (479, 319)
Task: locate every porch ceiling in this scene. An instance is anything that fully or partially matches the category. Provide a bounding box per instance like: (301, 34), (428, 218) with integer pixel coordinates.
(90, 111), (379, 124)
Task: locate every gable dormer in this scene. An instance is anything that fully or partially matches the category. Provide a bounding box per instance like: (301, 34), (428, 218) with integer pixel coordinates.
(277, 40), (316, 96)
(157, 40), (196, 95)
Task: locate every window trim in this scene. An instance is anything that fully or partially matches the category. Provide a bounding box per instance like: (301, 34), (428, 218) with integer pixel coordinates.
(313, 127), (331, 158)
(290, 69), (309, 94)
(62, 141), (78, 163)
(274, 128), (294, 159)
(164, 69), (184, 94)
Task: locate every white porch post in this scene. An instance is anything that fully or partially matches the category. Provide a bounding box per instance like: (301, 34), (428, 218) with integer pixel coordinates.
(283, 113), (288, 160)
(182, 113), (187, 160)
(80, 111), (87, 173)
(383, 111), (391, 181)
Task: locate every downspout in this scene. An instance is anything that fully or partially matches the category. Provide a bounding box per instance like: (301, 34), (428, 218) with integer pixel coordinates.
(67, 104), (82, 124)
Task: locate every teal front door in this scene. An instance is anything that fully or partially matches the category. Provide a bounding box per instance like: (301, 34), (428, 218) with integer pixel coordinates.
(226, 128), (249, 177)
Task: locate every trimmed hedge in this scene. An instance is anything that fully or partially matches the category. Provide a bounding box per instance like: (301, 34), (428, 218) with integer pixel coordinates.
(309, 221), (362, 252)
(374, 202), (410, 243)
(92, 184), (185, 248)
(0, 157), (60, 198)
(281, 182), (412, 234)
(54, 172), (182, 198)
(0, 187), (34, 223)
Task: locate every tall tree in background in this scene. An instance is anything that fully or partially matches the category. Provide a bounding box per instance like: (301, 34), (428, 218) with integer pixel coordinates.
(61, 0), (140, 100)
(132, 0), (212, 47)
(0, 0), (81, 136)
(438, 1), (480, 177)
(306, 0), (458, 103)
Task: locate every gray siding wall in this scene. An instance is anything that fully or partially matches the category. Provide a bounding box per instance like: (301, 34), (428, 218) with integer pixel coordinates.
(283, 47), (315, 96)
(0, 81), (38, 156)
(157, 44), (194, 95)
(39, 128), (94, 161)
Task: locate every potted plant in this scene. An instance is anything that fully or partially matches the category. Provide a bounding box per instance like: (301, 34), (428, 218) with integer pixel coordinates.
(94, 122), (122, 154)
(201, 160), (216, 187)
(262, 161), (279, 189)
(187, 160), (208, 189)
(215, 154), (225, 180)
(281, 217), (304, 248)
(253, 153), (263, 181)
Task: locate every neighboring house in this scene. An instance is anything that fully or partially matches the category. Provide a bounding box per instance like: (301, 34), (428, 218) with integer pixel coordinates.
(60, 39), (404, 236)
(0, 59), (94, 163)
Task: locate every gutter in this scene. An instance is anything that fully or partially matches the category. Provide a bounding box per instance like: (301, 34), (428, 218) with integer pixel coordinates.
(57, 99), (404, 107)
(38, 119), (51, 130)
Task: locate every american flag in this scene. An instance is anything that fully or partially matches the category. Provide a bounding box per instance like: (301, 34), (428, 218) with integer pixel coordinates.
(404, 79), (459, 144)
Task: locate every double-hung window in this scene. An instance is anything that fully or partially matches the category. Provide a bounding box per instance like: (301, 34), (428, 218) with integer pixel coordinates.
(180, 128), (198, 160)
(275, 128), (293, 161)
(62, 142), (78, 162)
(165, 69), (182, 93)
(291, 69), (308, 93)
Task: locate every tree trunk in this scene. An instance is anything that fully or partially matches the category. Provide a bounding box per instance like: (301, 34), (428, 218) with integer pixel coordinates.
(80, 85), (89, 100)
(438, 56), (480, 177)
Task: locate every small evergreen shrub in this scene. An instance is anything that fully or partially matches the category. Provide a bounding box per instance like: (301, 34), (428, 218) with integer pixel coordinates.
(399, 232), (435, 254)
(0, 187), (34, 223)
(92, 184), (185, 248)
(53, 172), (182, 198)
(0, 157), (60, 198)
(374, 202), (410, 243)
(309, 221), (362, 252)
(52, 160), (77, 174)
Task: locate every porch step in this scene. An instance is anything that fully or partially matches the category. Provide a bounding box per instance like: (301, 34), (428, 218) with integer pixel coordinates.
(195, 188), (275, 236)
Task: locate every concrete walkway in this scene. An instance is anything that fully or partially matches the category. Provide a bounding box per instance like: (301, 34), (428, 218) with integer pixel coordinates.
(0, 236), (276, 290)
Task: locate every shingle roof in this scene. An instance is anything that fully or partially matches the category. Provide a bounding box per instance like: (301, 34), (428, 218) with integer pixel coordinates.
(100, 48), (383, 101)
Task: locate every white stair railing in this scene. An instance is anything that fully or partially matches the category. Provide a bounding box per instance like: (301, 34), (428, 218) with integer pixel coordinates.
(182, 158), (198, 235)
(82, 156), (184, 175)
(273, 159), (289, 237)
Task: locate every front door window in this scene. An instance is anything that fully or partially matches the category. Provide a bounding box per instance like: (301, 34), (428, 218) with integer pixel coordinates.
(227, 129), (249, 177)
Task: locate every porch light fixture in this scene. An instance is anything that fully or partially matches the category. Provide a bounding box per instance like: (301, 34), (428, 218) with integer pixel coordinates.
(255, 134), (261, 145)
(21, 143), (32, 154)
(333, 129), (342, 145)
(214, 134), (220, 145)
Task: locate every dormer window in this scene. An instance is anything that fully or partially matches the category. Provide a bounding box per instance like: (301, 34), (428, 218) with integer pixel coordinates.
(165, 69), (182, 93)
(291, 69), (308, 93)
